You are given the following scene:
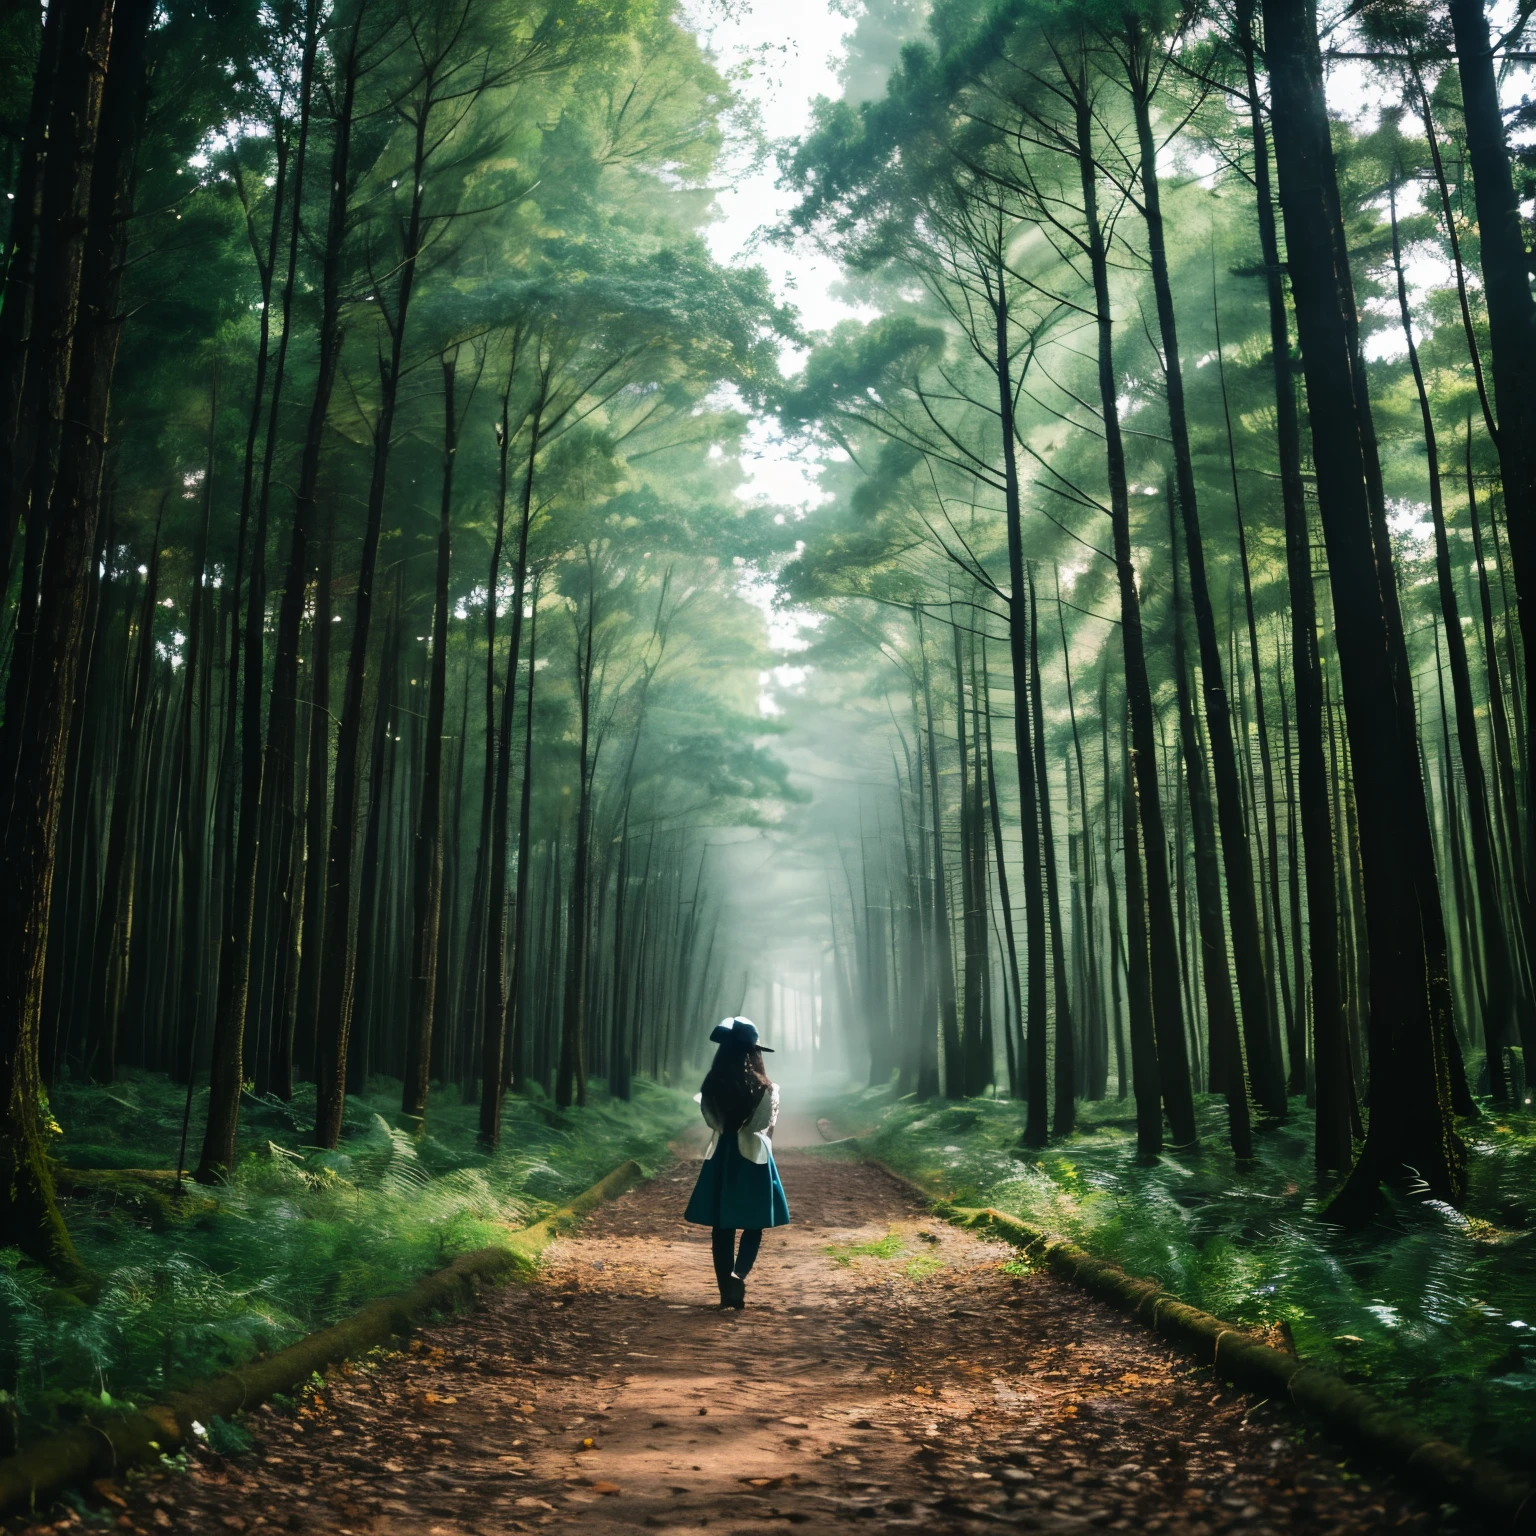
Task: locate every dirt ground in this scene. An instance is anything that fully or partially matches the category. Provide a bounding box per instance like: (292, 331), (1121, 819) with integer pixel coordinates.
(30, 1131), (1464, 1535)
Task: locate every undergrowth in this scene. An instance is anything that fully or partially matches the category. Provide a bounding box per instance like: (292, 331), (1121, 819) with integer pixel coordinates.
(818, 1084), (1536, 1471)
(1, 1072), (692, 1450)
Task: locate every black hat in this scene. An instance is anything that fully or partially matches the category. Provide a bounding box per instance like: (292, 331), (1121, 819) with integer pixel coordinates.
(709, 1016), (774, 1052)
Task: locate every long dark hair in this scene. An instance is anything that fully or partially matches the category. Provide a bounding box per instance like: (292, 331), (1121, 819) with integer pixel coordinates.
(701, 1041), (772, 1132)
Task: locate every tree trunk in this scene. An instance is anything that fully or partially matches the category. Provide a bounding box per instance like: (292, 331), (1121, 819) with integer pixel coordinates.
(1072, 67), (1194, 1145)
(1100, 663), (1128, 1100)
(198, 0), (338, 1178)
(1169, 491), (1251, 1156)
(0, 0), (64, 583)
(479, 396), (542, 1141)
(84, 522), (161, 1081)
(0, 0), (108, 602)
(1057, 587), (1105, 1099)
(1029, 569), (1074, 1136)
(1447, 0), (1536, 827)
(505, 579), (541, 1099)
(952, 611), (991, 1095)
(313, 76), (432, 1148)
(981, 648), (1025, 1102)
(556, 570), (599, 1112)
(989, 276), (1048, 1138)
(1235, 0), (1351, 1166)
(1126, 38), (1281, 1116)
(1263, 0), (1466, 1211)
(173, 375), (216, 1096)
(917, 608), (962, 1100)
(0, 0), (154, 1282)
(1466, 432), (1535, 1016)
(402, 350), (458, 1119)
(1120, 685), (1162, 1156)
(1389, 190), (1522, 1084)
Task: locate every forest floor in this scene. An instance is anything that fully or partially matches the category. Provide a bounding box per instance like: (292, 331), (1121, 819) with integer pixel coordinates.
(21, 1114), (1470, 1536)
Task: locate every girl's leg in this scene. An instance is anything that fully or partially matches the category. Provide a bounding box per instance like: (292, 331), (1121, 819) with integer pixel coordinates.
(710, 1228), (735, 1296)
(734, 1228), (763, 1278)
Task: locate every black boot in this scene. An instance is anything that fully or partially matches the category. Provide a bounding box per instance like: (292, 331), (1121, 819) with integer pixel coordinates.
(726, 1275), (746, 1310)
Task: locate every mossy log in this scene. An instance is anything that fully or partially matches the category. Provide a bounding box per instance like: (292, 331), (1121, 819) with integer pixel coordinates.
(52, 1168), (219, 1229)
(0, 1158), (642, 1518)
(943, 1203), (1533, 1533)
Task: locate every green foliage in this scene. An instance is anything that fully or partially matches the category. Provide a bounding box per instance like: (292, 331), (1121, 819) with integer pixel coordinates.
(822, 1087), (1536, 1470)
(0, 1072), (692, 1449)
(824, 1228), (905, 1264)
(202, 1416), (255, 1457)
(822, 1225), (947, 1280)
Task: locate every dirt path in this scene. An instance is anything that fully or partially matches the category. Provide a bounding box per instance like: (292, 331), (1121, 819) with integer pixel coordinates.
(76, 1146), (1458, 1536)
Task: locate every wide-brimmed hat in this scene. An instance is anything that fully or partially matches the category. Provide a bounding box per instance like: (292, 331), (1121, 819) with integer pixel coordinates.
(710, 1016), (774, 1052)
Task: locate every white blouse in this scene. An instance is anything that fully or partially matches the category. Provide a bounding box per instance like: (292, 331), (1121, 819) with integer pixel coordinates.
(694, 1082), (780, 1165)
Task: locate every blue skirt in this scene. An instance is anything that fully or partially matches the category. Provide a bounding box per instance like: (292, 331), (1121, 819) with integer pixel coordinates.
(684, 1134), (791, 1231)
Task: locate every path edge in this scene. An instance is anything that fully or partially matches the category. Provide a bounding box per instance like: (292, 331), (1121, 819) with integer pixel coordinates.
(864, 1159), (1534, 1534)
(0, 1158), (644, 1520)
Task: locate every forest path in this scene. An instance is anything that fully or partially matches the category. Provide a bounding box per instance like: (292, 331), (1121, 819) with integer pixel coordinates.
(100, 1144), (1456, 1536)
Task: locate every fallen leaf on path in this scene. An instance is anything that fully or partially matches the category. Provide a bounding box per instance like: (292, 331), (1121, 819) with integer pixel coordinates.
(591, 1482), (621, 1495)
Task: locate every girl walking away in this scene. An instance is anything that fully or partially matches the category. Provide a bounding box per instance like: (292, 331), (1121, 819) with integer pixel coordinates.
(685, 1018), (791, 1308)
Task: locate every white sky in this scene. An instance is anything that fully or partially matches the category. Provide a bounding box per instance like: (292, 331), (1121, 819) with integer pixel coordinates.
(687, 0), (868, 512)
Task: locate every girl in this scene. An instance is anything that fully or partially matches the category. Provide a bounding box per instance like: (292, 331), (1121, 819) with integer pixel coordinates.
(684, 1017), (791, 1308)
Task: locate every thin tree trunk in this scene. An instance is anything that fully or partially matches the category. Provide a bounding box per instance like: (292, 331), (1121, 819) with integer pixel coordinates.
(402, 350), (459, 1119)
(1446, 0), (1536, 822)
(479, 393), (543, 1141)
(1236, 0), (1350, 1171)
(1030, 568), (1074, 1136)
(1120, 685), (1162, 1156)
(1100, 660), (1128, 1100)
(199, 2), (344, 1178)
(0, 0), (111, 610)
(1057, 584), (1104, 1099)
(556, 564), (600, 1112)
(1072, 62), (1194, 1146)
(1390, 189), (1522, 1084)
(917, 608), (962, 1101)
(85, 522), (161, 1080)
(0, 0), (66, 585)
(981, 647), (1024, 1104)
(952, 611), (982, 1096)
(1126, 38), (1282, 1116)
(174, 376), (217, 1098)
(314, 71), (434, 1148)
(988, 269), (1048, 1137)
(1168, 490), (1251, 1156)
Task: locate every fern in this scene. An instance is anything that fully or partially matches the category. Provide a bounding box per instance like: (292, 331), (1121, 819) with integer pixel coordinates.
(1, 1072), (693, 1449)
